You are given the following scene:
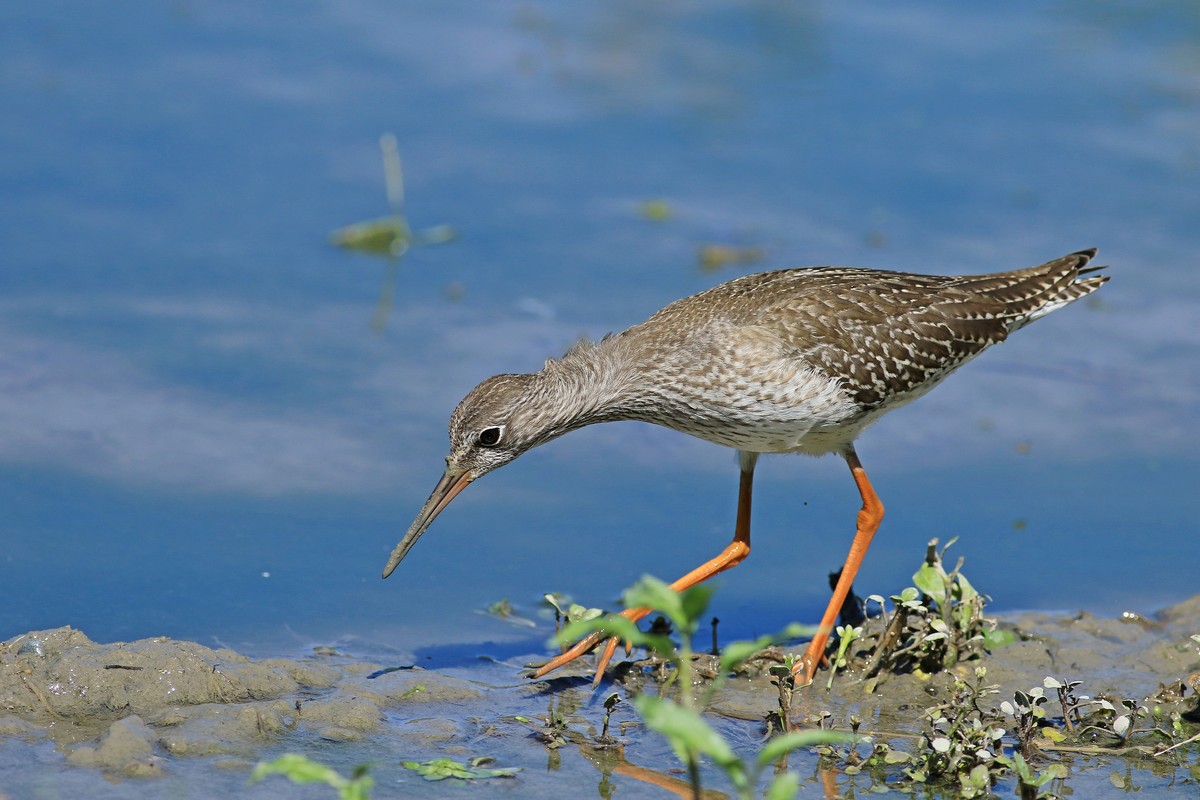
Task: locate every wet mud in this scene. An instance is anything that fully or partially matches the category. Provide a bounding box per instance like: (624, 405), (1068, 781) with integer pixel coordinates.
(1, 595), (1197, 796)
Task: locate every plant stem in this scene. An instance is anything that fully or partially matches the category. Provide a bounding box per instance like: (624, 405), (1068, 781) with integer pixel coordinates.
(687, 753), (702, 800)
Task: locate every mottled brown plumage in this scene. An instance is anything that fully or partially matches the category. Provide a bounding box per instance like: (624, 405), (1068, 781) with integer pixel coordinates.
(384, 248), (1107, 685)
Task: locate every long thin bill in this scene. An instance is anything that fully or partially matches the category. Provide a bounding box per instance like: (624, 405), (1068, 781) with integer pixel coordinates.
(382, 468), (473, 578)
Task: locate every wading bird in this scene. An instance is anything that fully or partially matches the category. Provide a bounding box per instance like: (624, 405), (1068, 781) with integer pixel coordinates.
(383, 249), (1107, 684)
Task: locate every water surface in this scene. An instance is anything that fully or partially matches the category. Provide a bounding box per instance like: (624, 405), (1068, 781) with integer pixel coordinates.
(1, 2), (1198, 795)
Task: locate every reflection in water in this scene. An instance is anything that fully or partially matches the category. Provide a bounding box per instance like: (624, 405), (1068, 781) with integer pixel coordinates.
(523, 685), (731, 799)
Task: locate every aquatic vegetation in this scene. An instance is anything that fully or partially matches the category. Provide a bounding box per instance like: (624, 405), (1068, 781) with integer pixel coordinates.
(556, 576), (850, 799)
(637, 198), (674, 221)
(329, 133), (456, 258)
(480, 597), (537, 628)
(253, 753), (520, 796)
(696, 242), (764, 272)
(856, 537), (1016, 687)
(814, 667), (1067, 799)
(329, 132), (456, 331)
(1000, 751), (1067, 800)
(1003, 674), (1196, 761)
(400, 756), (521, 781)
(825, 623), (862, 690)
(815, 647), (1198, 797)
(543, 592), (603, 643)
(543, 543), (1198, 799)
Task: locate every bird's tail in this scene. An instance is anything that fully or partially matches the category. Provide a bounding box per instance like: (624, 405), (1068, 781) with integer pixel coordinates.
(955, 248), (1108, 331)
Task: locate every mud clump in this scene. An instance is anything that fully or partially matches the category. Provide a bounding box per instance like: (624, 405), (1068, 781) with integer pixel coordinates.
(1, 627), (324, 719)
(0, 626), (480, 777)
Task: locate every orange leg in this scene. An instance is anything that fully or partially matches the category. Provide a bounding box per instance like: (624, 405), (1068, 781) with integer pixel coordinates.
(793, 446), (884, 684)
(532, 452), (758, 685)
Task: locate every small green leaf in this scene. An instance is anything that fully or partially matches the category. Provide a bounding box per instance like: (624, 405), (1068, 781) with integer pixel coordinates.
(679, 584), (715, 629)
(543, 593), (568, 614)
(638, 199), (674, 221)
(982, 628), (1016, 649)
(251, 754), (345, 788)
(623, 576), (687, 628)
(397, 684), (425, 701)
(719, 637), (772, 673)
(401, 757), (520, 781)
(330, 217), (412, 254)
(964, 763), (990, 789)
(554, 614), (644, 650)
(251, 754), (374, 800)
(633, 695), (742, 774)
(567, 604), (602, 623)
(765, 771), (800, 800)
(756, 730), (854, 767)
(913, 564), (946, 604)
(718, 624), (816, 674)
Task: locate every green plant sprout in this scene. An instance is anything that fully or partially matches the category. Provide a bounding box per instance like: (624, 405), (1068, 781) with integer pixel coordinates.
(543, 592), (603, 644)
(766, 654), (802, 736)
(826, 624), (862, 690)
(859, 537), (1015, 687)
(251, 754), (373, 800)
(329, 133), (455, 256)
(600, 691), (621, 743)
(995, 751), (1067, 800)
(554, 575), (850, 800)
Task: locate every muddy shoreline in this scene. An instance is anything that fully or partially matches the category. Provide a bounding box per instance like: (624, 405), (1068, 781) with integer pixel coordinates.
(2, 596), (1197, 796)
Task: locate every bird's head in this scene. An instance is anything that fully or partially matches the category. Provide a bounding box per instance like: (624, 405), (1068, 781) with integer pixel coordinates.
(382, 372), (551, 578)
(444, 372), (544, 478)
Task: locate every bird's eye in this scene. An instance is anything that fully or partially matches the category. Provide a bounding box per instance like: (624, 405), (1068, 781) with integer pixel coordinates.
(477, 426), (504, 447)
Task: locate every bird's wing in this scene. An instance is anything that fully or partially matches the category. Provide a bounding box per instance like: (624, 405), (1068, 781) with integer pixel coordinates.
(752, 269), (1014, 408)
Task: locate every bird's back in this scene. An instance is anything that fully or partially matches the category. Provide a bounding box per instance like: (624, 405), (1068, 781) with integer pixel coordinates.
(627, 248), (1107, 412)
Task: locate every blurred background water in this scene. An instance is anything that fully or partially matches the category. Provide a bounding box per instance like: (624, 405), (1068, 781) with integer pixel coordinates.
(2, 1), (1197, 662)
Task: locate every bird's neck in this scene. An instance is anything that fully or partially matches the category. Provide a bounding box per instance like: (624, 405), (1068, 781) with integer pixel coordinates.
(524, 334), (642, 437)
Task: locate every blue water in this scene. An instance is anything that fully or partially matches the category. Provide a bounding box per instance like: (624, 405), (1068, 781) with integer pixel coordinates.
(3, 1), (1197, 666)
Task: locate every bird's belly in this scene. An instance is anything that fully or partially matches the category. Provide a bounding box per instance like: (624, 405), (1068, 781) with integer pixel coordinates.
(638, 367), (864, 455)
(681, 415), (860, 454)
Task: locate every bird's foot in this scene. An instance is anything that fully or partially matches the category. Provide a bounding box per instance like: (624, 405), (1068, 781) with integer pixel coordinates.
(531, 607), (647, 686)
(789, 637), (829, 687)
